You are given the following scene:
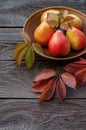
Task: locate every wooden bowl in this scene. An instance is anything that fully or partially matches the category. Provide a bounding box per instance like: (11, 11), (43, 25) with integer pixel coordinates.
(23, 6), (86, 60)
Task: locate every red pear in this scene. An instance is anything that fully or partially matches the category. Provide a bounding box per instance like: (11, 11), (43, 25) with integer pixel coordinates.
(48, 30), (71, 56)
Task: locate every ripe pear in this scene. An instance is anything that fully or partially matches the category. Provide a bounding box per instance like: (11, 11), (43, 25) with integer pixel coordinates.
(34, 22), (54, 46)
(65, 14), (82, 30)
(66, 27), (86, 50)
(48, 30), (71, 56)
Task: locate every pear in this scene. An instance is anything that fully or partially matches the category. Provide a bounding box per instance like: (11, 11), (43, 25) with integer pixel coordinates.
(34, 22), (54, 46)
(65, 14), (82, 30)
(48, 30), (71, 56)
(66, 27), (86, 50)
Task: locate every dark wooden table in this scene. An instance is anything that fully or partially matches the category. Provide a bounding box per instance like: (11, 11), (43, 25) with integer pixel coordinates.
(0, 0), (86, 130)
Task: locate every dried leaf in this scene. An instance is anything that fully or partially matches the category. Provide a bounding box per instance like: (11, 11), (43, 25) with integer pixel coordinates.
(26, 46), (35, 69)
(73, 58), (86, 65)
(21, 31), (31, 45)
(64, 58), (86, 74)
(60, 22), (71, 30)
(61, 72), (76, 89)
(62, 10), (69, 18)
(33, 69), (56, 82)
(56, 78), (66, 103)
(13, 42), (28, 57)
(32, 42), (44, 56)
(62, 15), (74, 23)
(32, 78), (51, 93)
(64, 63), (80, 74)
(40, 78), (55, 102)
(60, 14), (75, 30)
(31, 57), (86, 102)
(75, 68), (86, 86)
(47, 12), (60, 27)
(16, 46), (28, 66)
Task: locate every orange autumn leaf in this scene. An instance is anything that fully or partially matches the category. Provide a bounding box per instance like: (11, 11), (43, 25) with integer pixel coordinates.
(40, 78), (55, 102)
(13, 42), (28, 57)
(32, 79), (51, 93)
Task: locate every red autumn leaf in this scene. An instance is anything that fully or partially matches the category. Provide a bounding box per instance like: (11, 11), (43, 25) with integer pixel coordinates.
(61, 72), (76, 89)
(56, 78), (66, 103)
(40, 78), (55, 102)
(32, 78), (51, 93)
(64, 58), (86, 74)
(73, 58), (86, 65)
(75, 68), (86, 87)
(64, 63), (79, 74)
(33, 69), (56, 82)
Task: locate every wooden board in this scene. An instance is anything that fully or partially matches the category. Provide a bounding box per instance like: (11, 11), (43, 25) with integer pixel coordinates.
(0, 0), (86, 130)
(0, 99), (86, 130)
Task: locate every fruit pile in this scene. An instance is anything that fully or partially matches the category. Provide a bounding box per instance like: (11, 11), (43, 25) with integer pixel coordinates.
(34, 9), (86, 57)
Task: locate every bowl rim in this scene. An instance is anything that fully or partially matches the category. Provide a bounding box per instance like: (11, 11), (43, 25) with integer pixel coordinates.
(23, 6), (86, 60)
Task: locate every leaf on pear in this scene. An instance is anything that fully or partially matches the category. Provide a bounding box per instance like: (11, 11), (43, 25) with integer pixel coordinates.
(59, 10), (69, 24)
(62, 15), (74, 23)
(32, 42), (44, 56)
(60, 15), (74, 30)
(25, 46), (35, 69)
(56, 78), (66, 103)
(47, 12), (60, 27)
(40, 78), (55, 102)
(33, 68), (56, 82)
(32, 78), (51, 93)
(62, 10), (69, 18)
(16, 46), (28, 66)
(75, 68), (86, 87)
(60, 22), (71, 30)
(21, 31), (31, 45)
(61, 72), (76, 89)
(13, 42), (28, 57)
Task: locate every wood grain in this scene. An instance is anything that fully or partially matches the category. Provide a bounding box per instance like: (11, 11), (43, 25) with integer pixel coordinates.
(0, 99), (86, 130)
(0, 1), (86, 130)
(0, 28), (22, 43)
(0, 0), (86, 27)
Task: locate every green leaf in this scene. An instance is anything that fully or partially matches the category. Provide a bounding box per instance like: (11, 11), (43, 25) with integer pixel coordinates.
(16, 46), (28, 66)
(13, 42), (28, 57)
(26, 46), (35, 69)
(32, 42), (44, 56)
